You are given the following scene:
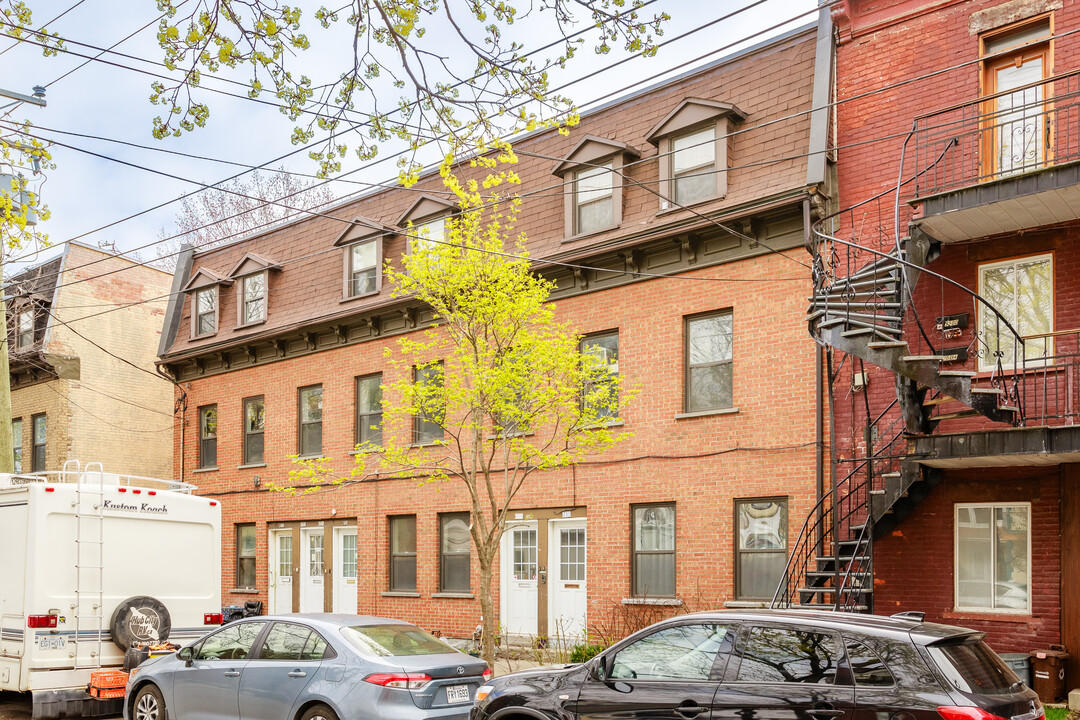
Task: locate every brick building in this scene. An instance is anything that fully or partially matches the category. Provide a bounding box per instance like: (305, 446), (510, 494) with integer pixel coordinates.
(782, 0), (1079, 688)
(156, 23), (835, 641)
(5, 242), (175, 480)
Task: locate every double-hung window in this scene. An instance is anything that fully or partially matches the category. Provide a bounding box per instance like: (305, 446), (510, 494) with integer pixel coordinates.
(349, 241), (379, 297)
(243, 396), (265, 465)
(195, 287), (218, 336)
(581, 331), (619, 421)
(199, 405), (218, 469)
(977, 254), (1052, 371)
(11, 418), (22, 473)
(955, 503), (1030, 613)
(631, 503), (675, 597)
(16, 310), (33, 349)
(672, 126), (717, 206)
(734, 498), (788, 600)
(413, 362), (444, 445)
(355, 373), (383, 447)
(574, 163), (614, 235)
(412, 216), (447, 254)
(685, 311), (734, 412)
(298, 385), (323, 457)
(31, 414), (45, 472)
(236, 524), (257, 589)
(439, 512), (471, 593)
(389, 515), (417, 592)
(241, 274), (267, 325)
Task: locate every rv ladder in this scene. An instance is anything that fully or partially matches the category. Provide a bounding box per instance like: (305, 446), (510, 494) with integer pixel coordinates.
(73, 461), (106, 670)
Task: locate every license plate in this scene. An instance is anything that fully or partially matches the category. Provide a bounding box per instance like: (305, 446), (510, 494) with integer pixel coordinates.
(445, 684), (471, 704)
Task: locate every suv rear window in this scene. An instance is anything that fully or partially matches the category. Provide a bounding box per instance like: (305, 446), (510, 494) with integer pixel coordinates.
(927, 637), (1020, 696)
(341, 624), (457, 657)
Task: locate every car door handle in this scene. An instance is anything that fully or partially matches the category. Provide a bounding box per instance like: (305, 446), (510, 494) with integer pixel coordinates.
(675, 702), (708, 718)
(223, 671), (241, 678)
(288, 670), (307, 678)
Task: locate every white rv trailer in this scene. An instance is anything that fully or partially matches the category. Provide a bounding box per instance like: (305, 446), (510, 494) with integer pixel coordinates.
(0, 462), (222, 718)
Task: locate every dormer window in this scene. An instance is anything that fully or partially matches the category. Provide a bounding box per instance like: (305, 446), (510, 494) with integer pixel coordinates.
(241, 273), (266, 325)
(334, 217), (390, 300)
(397, 195), (457, 257)
(646, 98), (746, 212)
(16, 309), (33, 349)
(182, 266), (233, 339)
(672, 126), (716, 206)
(195, 287), (218, 336)
(552, 135), (640, 240)
(350, 241), (378, 296)
(574, 163), (614, 235)
(226, 251), (281, 326)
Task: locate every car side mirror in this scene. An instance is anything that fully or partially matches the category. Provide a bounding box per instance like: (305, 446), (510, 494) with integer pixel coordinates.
(178, 647), (194, 666)
(595, 654), (610, 682)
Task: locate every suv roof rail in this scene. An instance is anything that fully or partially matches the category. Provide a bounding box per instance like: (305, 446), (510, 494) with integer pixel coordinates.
(891, 611), (926, 622)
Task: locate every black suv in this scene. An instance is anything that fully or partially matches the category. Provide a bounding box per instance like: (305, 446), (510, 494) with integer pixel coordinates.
(471, 610), (1042, 720)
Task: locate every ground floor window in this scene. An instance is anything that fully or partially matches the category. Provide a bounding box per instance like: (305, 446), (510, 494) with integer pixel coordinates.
(735, 498), (788, 600)
(236, 524), (257, 589)
(955, 503), (1030, 612)
(632, 503), (675, 597)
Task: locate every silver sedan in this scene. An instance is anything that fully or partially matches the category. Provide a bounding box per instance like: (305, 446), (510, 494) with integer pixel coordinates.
(123, 614), (490, 720)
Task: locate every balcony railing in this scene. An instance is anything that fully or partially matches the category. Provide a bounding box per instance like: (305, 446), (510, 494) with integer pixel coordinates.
(1022, 329), (1080, 426)
(913, 71), (1080, 197)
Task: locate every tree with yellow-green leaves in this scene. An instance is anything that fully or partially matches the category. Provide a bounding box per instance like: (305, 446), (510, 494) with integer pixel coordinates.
(146, 0), (668, 177)
(287, 152), (632, 665)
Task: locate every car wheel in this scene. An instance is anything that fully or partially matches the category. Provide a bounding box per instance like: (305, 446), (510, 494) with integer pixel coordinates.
(133, 685), (165, 720)
(300, 705), (339, 720)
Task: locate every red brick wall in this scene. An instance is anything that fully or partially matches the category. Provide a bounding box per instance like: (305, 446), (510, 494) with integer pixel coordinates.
(177, 252), (823, 638)
(873, 467), (1061, 653)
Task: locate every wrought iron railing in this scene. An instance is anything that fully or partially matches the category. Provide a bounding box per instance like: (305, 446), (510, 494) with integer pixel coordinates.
(1022, 329), (1080, 426)
(914, 71), (1080, 197)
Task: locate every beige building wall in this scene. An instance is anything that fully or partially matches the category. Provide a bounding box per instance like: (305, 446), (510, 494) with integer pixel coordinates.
(10, 243), (175, 480)
(10, 378), (72, 473)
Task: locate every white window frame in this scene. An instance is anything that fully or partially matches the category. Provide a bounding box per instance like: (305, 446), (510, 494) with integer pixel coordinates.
(573, 162), (615, 236)
(410, 216), (447, 255)
(238, 272), (268, 326)
(347, 239), (381, 298)
(193, 287), (219, 338)
(953, 501), (1031, 614)
(16, 309), (33, 349)
(976, 253), (1053, 372)
(671, 125), (717, 206)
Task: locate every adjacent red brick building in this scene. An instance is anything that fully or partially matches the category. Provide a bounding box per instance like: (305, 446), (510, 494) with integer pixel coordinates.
(791, 0), (1079, 688)
(157, 25), (834, 642)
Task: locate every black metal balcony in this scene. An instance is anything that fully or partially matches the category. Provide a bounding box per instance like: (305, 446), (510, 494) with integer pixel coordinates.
(911, 71), (1080, 242)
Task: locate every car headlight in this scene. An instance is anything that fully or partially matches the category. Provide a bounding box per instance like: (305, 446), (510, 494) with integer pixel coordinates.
(475, 685), (493, 703)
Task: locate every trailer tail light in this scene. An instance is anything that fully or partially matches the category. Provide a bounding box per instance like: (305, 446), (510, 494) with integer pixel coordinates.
(27, 615), (58, 629)
(204, 613), (223, 625)
(363, 673), (432, 690)
(482, 667), (492, 681)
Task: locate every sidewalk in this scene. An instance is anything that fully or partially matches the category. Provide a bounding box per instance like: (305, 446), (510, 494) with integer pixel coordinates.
(491, 656), (557, 677)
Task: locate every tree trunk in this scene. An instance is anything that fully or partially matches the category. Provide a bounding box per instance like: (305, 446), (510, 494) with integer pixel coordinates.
(478, 549), (497, 668)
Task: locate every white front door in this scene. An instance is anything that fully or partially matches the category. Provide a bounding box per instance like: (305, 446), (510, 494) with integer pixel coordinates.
(549, 519), (587, 643)
(333, 527), (358, 614)
(500, 522), (538, 637)
(269, 530), (295, 614)
(300, 527), (325, 613)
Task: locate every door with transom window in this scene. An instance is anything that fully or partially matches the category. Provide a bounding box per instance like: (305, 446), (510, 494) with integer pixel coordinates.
(548, 519), (587, 643)
(500, 522), (538, 637)
(300, 527), (325, 612)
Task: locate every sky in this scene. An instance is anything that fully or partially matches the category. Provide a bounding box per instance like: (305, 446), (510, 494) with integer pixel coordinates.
(1, 0), (820, 274)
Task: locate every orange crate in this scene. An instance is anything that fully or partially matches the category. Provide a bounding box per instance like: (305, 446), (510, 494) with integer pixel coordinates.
(89, 670), (129, 689)
(88, 686), (125, 699)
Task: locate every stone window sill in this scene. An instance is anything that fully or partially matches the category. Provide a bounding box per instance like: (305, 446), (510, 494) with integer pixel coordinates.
(622, 597), (682, 606)
(237, 463), (267, 470)
(349, 447), (384, 456)
(381, 591), (421, 598)
(229, 588), (259, 594)
(943, 610), (1034, 624)
(432, 593), (475, 599)
(193, 466), (219, 473)
(674, 407), (739, 420)
(723, 600), (769, 609)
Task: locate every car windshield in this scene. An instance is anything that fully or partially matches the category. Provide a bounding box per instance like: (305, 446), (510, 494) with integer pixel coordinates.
(927, 636), (1020, 696)
(341, 624), (457, 657)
